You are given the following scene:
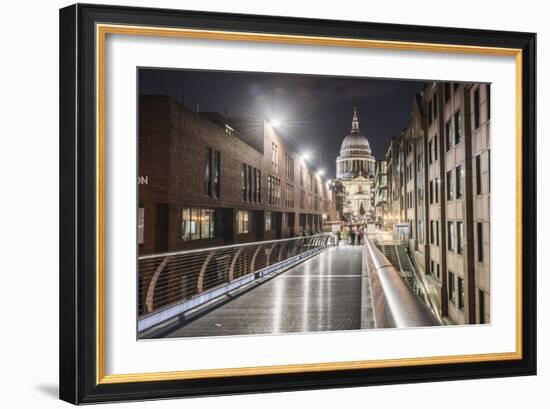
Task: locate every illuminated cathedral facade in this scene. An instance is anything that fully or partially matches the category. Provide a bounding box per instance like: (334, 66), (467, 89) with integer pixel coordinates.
(335, 108), (376, 220)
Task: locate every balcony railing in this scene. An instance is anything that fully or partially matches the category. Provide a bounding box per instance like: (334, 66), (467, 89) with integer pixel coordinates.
(138, 233), (332, 331)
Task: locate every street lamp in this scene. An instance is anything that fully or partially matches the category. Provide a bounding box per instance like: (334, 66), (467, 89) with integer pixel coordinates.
(270, 119), (281, 128)
(318, 169), (325, 177)
(301, 152), (311, 162)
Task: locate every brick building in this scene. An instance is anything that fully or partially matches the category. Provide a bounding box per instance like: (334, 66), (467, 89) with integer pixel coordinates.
(138, 95), (337, 255)
(385, 82), (491, 325)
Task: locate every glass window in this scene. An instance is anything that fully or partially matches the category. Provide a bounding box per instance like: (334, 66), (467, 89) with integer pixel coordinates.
(448, 271), (455, 302)
(476, 155), (482, 195)
(447, 221), (454, 251)
(236, 210), (250, 234)
(444, 83), (451, 103)
(182, 208), (214, 241)
(456, 165), (462, 199)
(204, 147), (212, 196)
(474, 88), (481, 129)
(447, 170), (454, 200)
(458, 277), (465, 310)
(242, 163), (247, 201)
(213, 150), (220, 198)
(457, 221), (463, 254)
(200, 209), (215, 239)
(138, 207), (144, 244)
(445, 120), (452, 151)
(454, 110), (462, 145)
(265, 211), (272, 231)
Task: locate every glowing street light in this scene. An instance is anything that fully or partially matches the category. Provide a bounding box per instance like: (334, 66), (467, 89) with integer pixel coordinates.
(270, 119), (281, 128)
(318, 169), (325, 177)
(301, 152), (311, 162)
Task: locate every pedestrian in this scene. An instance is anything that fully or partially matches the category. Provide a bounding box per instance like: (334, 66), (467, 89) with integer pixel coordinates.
(349, 229), (355, 245)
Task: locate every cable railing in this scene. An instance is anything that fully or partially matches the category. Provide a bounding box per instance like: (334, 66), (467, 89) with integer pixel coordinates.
(138, 233), (333, 322)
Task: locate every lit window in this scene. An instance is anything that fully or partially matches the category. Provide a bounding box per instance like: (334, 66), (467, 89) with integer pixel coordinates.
(236, 210), (250, 234)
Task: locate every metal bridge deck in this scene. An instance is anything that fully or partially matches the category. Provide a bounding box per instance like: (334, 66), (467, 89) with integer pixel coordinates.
(164, 245), (363, 338)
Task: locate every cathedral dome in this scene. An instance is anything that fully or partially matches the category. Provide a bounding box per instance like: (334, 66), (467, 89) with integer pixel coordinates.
(339, 108), (372, 156)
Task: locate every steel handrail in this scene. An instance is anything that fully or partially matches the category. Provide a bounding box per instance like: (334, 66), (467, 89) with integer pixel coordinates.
(365, 236), (441, 328)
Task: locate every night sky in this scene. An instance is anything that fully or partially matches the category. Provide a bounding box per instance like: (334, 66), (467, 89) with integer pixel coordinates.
(139, 68), (426, 178)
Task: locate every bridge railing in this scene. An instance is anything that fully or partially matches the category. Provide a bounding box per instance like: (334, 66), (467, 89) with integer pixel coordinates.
(138, 233), (332, 322)
(364, 236), (441, 328)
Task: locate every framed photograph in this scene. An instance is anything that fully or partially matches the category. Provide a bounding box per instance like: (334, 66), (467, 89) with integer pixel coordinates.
(59, 3), (536, 404)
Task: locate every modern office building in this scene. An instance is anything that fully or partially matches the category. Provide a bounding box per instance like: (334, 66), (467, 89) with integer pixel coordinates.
(335, 108), (376, 220)
(384, 82), (491, 325)
(138, 95), (338, 255)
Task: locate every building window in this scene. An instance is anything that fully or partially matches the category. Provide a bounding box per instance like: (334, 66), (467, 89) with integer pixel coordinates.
(444, 83), (451, 103)
(429, 180), (434, 204)
(182, 208), (215, 241)
(268, 176), (281, 205)
(236, 210), (250, 234)
(448, 271), (455, 303)
(265, 211), (272, 231)
(204, 147), (212, 196)
(256, 169), (261, 203)
(200, 209), (215, 239)
(454, 110), (462, 145)
(447, 170), (453, 200)
(436, 263), (440, 279)
(430, 260), (434, 275)
(476, 155), (482, 195)
(436, 220), (440, 246)
(477, 222), (484, 262)
(286, 154), (294, 181)
(300, 167), (305, 187)
(447, 221), (454, 251)
(430, 220), (434, 244)
(138, 206), (144, 244)
(474, 88), (481, 129)
(434, 135), (438, 161)
(456, 165), (463, 199)
(271, 142), (278, 173)
(241, 164), (247, 201)
(433, 93), (438, 119)
(457, 221), (464, 254)
(285, 183), (294, 208)
(428, 140), (433, 164)
(204, 148), (220, 198)
(435, 178), (439, 203)
(445, 120), (452, 151)
(212, 150), (220, 198)
(300, 190), (306, 209)
(458, 277), (465, 310)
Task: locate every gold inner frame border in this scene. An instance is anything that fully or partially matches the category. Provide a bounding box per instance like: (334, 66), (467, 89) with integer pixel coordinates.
(95, 23), (523, 385)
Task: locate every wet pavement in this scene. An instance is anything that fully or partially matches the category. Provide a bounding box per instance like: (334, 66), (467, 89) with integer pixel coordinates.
(164, 245), (364, 338)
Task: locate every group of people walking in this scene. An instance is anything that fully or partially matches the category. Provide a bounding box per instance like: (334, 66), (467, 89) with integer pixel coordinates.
(334, 224), (369, 246)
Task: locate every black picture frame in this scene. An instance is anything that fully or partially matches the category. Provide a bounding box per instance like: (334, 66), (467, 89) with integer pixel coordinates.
(60, 3), (537, 404)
